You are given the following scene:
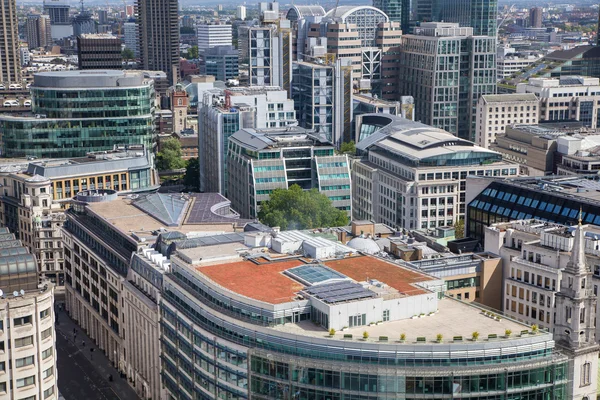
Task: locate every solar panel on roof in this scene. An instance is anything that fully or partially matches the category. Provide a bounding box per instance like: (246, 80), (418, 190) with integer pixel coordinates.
(303, 281), (377, 304)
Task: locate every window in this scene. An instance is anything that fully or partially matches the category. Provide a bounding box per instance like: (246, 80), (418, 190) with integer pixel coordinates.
(16, 355), (34, 368)
(582, 362), (592, 386)
(43, 366), (53, 379)
(15, 335), (33, 348)
(41, 327), (52, 340)
(40, 308), (50, 319)
(42, 347), (52, 359)
(44, 385), (55, 399)
(14, 315), (32, 326)
(0, 382), (5, 392)
(16, 375), (35, 388)
(383, 310), (390, 322)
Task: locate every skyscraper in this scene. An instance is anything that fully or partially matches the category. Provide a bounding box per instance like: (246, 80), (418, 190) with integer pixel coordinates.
(529, 7), (542, 28)
(196, 22), (232, 54)
(0, 0), (21, 84)
(399, 22), (496, 140)
(26, 14), (52, 50)
(416, 0), (498, 36)
(372, 0), (410, 33)
(137, 0), (180, 85)
(123, 21), (139, 58)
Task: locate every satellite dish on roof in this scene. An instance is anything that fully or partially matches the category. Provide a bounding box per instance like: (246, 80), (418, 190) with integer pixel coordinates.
(20, 289), (25, 296)
(13, 291), (18, 297)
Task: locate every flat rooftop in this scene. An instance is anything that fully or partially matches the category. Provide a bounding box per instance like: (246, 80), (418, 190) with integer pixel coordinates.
(272, 297), (529, 341)
(196, 255), (434, 304)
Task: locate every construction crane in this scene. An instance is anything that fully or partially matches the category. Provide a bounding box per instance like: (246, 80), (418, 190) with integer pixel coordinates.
(498, 4), (516, 32)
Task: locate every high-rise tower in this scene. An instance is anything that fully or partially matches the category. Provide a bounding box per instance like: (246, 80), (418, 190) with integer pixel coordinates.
(373, 0), (410, 33)
(136, 0), (180, 85)
(416, 0), (498, 36)
(554, 216), (600, 400)
(0, 0), (21, 84)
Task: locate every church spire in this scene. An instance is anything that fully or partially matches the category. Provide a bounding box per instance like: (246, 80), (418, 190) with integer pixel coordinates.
(566, 209), (587, 275)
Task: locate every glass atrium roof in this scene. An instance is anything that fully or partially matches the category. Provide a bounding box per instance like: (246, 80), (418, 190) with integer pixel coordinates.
(133, 193), (189, 227)
(285, 264), (348, 286)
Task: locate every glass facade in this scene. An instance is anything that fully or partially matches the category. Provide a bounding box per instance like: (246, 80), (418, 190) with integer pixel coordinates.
(161, 262), (570, 400)
(467, 180), (600, 243)
(0, 84), (155, 158)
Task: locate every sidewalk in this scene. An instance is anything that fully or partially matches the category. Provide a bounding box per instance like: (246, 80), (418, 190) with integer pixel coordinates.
(55, 304), (140, 400)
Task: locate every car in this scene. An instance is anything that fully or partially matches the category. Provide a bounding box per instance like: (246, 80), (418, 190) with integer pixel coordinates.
(9, 84), (22, 90)
(0, 84), (5, 90)
(3, 100), (12, 107)
(23, 100), (31, 107)
(9, 100), (19, 107)
(25, 83), (31, 89)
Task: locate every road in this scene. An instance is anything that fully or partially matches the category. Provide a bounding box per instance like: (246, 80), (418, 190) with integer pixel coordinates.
(55, 307), (140, 400)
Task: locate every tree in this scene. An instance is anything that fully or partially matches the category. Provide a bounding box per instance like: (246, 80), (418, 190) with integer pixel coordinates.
(454, 218), (465, 239)
(122, 48), (135, 60)
(183, 157), (200, 191)
(180, 26), (195, 34)
(186, 45), (199, 60)
(258, 184), (349, 230)
(156, 138), (187, 171)
(339, 141), (356, 155)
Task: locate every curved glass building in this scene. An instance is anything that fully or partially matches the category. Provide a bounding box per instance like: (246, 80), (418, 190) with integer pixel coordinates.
(160, 232), (570, 400)
(0, 70), (155, 158)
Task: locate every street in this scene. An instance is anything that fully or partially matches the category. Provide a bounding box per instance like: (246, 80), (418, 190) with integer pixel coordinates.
(55, 306), (141, 400)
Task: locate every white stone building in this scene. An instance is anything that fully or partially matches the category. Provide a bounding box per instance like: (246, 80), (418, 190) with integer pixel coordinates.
(475, 93), (539, 148)
(197, 23), (232, 54)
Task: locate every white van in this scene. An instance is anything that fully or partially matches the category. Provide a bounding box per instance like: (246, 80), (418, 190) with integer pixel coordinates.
(9, 84), (22, 90)
(23, 100), (31, 107)
(3, 100), (12, 107)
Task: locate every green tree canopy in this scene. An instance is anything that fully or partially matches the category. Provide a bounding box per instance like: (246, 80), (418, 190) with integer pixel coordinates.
(156, 138), (187, 171)
(122, 48), (135, 60)
(186, 45), (199, 60)
(453, 218), (465, 239)
(183, 157), (200, 191)
(339, 141), (356, 155)
(258, 184), (348, 230)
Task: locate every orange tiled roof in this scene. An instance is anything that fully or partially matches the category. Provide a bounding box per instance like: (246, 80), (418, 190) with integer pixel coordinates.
(325, 256), (432, 296)
(198, 259), (306, 304)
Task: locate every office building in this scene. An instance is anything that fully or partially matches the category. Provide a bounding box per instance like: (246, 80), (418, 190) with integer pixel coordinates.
(373, 0), (410, 33)
(530, 7), (543, 29)
(353, 94), (415, 125)
(97, 9), (108, 25)
(497, 53), (542, 80)
(0, 0), (21, 85)
(465, 174), (600, 243)
(0, 145), (158, 286)
(236, 5), (246, 20)
(475, 94), (539, 148)
(0, 70), (155, 159)
(400, 23), (496, 140)
(292, 58), (353, 145)
(198, 86), (296, 194)
(63, 191), (248, 398)
(202, 45), (239, 81)
(197, 23), (232, 54)
(415, 0), (498, 36)
(285, 5), (326, 61)
(517, 76), (600, 128)
(72, 11), (96, 37)
(503, 46), (600, 89)
(238, 25), (290, 88)
(307, 6), (402, 99)
(351, 114), (517, 230)
(137, 0), (179, 85)
(227, 126), (352, 218)
(44, 0), (69, 24)
(20, 47), (30, 67)
(0, 228), (57, 400)
(161, 228), (573, 400)
(555, 133), (600, 176)
(26, 14), (52, 50)
(485, 218), (599, 399)
(77, 34), (123, 70)
(491, 124), (560, 176)
(123, 22), (139, 58)
(402, 252), (503, 309)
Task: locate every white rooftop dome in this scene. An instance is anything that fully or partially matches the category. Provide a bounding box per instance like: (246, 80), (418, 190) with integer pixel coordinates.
(347, 236), (380, 255)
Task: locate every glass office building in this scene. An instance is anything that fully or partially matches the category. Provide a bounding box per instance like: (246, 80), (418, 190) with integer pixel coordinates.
(467, 175), (600, 242)
(0, 70), (155, 158)
(160, 236), (570, 400)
